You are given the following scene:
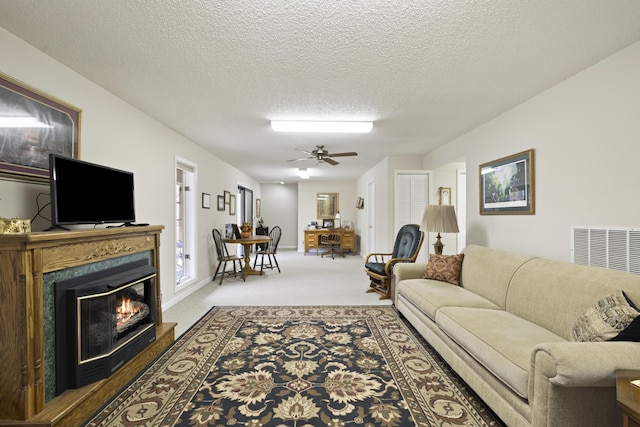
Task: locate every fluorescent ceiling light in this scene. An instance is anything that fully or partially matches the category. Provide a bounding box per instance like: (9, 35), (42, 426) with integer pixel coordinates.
(298, 168), (310, 179)
(0, 116), (53, 128)
(271, 120), (373, 133)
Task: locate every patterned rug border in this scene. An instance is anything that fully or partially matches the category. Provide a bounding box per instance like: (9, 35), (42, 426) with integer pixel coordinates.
(84, 305), (504, 427)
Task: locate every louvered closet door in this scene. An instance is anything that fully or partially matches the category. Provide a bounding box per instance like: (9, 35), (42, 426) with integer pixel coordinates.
(396, 172), (429, 263)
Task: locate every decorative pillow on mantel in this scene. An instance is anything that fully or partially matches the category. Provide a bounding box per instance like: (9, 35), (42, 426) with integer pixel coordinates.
(423, 253), (464, 286)
(570, 290), (640, 342)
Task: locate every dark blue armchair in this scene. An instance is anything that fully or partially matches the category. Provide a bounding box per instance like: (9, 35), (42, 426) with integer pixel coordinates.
(365, 224), (424, 299)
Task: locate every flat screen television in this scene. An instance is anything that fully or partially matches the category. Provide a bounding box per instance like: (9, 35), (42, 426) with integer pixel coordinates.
(49, 154), (136, 228)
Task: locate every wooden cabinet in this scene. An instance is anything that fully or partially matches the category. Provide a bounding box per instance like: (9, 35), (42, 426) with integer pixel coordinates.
(304, 228), (356, 255)
(0, 226), (175, 425)
(617, 370), (640, 427)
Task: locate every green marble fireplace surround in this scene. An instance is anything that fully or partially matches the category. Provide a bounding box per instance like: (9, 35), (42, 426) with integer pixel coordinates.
(43, 251), (152, 402)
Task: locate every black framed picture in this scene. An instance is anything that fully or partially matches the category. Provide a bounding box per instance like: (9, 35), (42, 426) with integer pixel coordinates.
(202, 193), (211, 209)
(217, 195), (225, 211)
(323, 219), (334, 228)
(479, 149), (535, 215)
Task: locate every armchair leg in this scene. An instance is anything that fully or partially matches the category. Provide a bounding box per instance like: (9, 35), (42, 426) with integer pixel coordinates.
(366, 278), (391, 300)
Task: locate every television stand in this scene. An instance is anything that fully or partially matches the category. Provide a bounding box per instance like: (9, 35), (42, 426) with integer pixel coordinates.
(44, 225), (70, 231)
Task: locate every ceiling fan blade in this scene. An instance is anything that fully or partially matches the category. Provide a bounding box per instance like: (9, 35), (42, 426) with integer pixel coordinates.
(327, 152), (358, 157)
(323, 157), (339, 166)
(286, 156), (315, 162)
(295, 148), (314, 155)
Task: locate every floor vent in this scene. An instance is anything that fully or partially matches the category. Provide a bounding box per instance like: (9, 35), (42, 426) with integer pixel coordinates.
(571, 226), (640, 274)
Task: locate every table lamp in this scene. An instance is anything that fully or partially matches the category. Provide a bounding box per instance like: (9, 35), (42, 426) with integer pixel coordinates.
(421, 205), (459, 255)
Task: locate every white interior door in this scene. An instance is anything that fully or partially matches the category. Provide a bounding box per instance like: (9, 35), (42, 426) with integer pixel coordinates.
(395, 171), (429, 262)
(456, 169), (467, 252)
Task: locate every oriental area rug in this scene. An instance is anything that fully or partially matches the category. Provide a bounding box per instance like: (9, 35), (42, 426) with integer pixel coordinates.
(84, 306), (504, 427)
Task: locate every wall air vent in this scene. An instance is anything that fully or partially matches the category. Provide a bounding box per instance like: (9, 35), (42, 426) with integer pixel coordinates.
(571, 226), (640, 274)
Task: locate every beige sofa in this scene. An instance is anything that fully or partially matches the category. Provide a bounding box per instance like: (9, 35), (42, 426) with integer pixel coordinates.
(394, 244), (640, 427)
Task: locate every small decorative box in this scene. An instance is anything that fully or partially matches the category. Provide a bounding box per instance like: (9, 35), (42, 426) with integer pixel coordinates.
(0, 217), (32, 234)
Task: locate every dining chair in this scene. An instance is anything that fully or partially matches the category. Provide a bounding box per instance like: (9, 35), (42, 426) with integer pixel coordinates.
(212, 229), (245, 285)
(253, 226), (282, 273)
(319, 228), (345, 259)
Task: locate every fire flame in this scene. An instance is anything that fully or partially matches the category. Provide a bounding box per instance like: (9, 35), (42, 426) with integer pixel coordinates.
(116, 296), (140, 328)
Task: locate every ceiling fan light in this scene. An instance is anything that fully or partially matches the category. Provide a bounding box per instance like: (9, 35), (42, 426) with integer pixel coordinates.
(271, 120), (373, 133)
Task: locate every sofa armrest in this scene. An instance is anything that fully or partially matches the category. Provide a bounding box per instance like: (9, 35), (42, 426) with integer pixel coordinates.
(393, 263), (427, 282)
(530, 341), (638, 426)
(532, 341), (640, 388)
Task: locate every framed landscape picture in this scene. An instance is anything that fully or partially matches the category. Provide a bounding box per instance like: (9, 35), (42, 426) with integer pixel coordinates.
(0, 72), (81, 182)
(479, 149), (535, 215)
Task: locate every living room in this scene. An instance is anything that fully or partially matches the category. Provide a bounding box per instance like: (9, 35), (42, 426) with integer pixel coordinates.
(1, 19), (639, 312)
(1, 3), (640, 425)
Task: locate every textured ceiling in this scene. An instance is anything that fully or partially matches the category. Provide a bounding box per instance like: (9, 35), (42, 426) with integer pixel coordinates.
(1, 1), (640, 182)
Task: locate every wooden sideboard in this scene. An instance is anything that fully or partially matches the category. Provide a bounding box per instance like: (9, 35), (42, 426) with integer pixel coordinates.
(0, 226), (175, 426)
(304, 228), (356, 255)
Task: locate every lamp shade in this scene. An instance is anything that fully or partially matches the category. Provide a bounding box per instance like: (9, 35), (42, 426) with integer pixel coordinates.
(421, 205), (459, 234)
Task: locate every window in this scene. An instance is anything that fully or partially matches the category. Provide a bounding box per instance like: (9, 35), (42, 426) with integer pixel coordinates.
(176, 158), (197, 288)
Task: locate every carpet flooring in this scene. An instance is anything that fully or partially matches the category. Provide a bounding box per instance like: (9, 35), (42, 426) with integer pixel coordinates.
(84, 306), (504, 427)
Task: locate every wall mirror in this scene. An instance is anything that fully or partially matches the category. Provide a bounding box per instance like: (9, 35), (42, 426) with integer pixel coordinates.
(317, 193), (339, 219)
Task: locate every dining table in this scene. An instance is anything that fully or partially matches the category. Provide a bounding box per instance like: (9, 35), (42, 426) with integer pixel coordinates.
(224, 235), (272, 276)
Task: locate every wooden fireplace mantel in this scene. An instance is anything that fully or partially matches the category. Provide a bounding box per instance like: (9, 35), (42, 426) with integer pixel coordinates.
(0, 225), (175, 425)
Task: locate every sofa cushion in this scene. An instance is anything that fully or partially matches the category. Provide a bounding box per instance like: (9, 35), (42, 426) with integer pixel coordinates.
(436, 307), (566, 399)
(505, 257), (640, 340)
(397, 279), (500, 321)
(569, 291), (640, 342)
(423, 253), (464, 285)
(460, 245), (536, 310)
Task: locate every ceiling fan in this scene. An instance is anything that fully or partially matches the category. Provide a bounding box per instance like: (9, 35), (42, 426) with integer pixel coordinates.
(287, 145), (358, 166)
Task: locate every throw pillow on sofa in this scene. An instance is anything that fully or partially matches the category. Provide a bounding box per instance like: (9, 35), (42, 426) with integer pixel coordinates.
(423, 253), (464, 286)
(570, 290), (640, 342)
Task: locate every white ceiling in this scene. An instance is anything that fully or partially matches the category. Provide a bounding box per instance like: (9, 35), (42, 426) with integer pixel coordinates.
(1, 1), (639, 183)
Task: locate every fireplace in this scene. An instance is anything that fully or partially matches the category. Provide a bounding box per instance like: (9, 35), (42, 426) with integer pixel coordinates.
(54, 259), (157, 395)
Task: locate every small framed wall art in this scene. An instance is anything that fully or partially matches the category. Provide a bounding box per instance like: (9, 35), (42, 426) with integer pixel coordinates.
(217, 195), (225, 211)
(438, 187), (451, 205)
(202, 193), (211, 209)
(229, 194), (236, 215)
(479, 149), (535, 215)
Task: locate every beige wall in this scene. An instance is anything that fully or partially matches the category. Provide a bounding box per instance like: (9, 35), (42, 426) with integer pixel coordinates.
(424, 40), (640, 262)
(297, 180), (357, 252)
(356, 156), (424, 256)
(260, 183), (298, 249)
(0, 28), (259, 309)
